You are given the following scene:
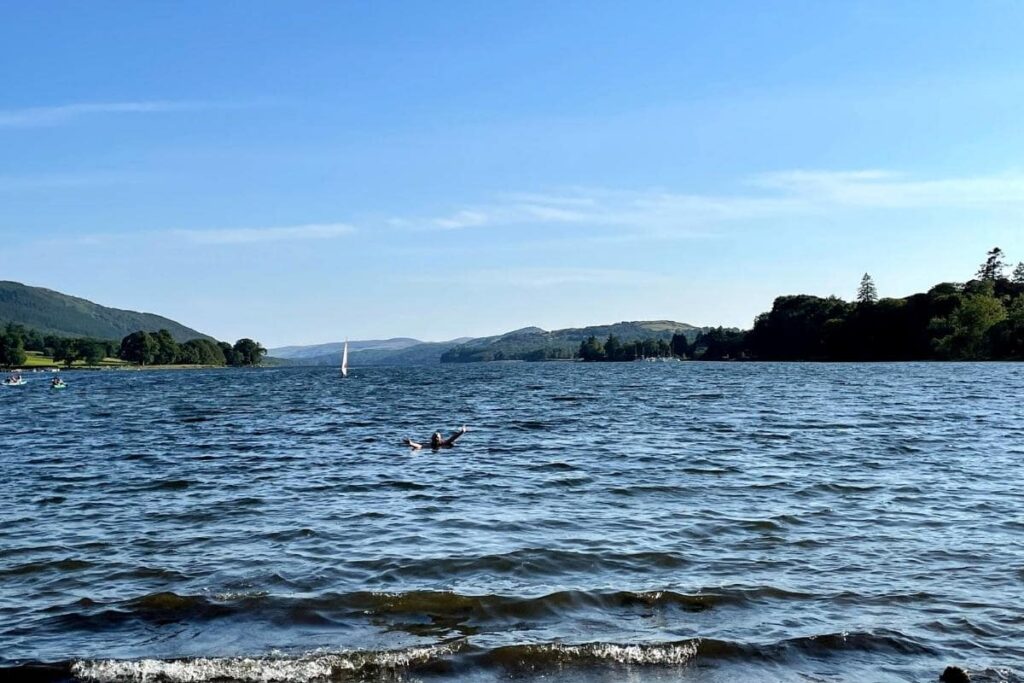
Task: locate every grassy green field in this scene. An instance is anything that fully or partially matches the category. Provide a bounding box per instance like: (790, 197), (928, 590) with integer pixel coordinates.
(10, 351), (254, 371)
(21, 352), (56, 368)
(17, 351), (130, 369)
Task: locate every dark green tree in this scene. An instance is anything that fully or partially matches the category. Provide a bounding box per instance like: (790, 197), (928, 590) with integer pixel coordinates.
(988, 297), (1024, 359)
(218, 341), (238, 365)
(857, 273), (878, 304)
(53, 340), (80, 367)
(694, 327), (748, 360)
(175, 342), (202, 365)
(1013, 262), (1024, 285)
(604, 334), (623, 361)
(976, 247), (1007, 281)
(177, 339), (225, 365)
(119, 331), (156, 365)
(0, 331), (27, 366)
(748, 295), (853, 360)
(670, 332), (690, 358)
(152, 329), (179, 365)
(232, 338), (266, 366)
(934, 285), (1006, 359)
(76, 339), (106, 365)
(577, 335), (605, 361)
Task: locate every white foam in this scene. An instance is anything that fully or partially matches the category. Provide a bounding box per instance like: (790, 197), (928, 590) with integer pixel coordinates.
(544, 641), (700, 665)
(71, 643), (460, 682)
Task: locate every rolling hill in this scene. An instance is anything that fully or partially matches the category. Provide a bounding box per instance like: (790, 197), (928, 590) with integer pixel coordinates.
(440, 320), (701, 362)
(271, 338), (469, 367)
(0, 280), (213, 342)
(269, 321), (701, 366)
(269, 338), (425, 360)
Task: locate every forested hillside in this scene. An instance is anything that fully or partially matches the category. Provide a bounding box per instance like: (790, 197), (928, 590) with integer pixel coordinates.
(441, 321), (700, 362)
(0, 281), (211, 342)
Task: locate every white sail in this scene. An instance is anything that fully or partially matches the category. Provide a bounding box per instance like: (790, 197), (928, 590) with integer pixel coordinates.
(341, 340), (349, 377)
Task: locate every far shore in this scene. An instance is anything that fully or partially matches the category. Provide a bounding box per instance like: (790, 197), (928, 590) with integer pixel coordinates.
(5, 364), (233, 372)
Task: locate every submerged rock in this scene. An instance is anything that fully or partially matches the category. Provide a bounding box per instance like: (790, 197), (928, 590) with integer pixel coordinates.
(940, 666), (970, 683)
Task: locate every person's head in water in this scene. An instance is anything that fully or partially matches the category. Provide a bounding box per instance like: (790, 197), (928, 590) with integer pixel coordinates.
(430, 432), (443, 448)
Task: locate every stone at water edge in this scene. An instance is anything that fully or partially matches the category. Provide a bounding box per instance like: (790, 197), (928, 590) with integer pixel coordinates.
(940, 666), (969, 683)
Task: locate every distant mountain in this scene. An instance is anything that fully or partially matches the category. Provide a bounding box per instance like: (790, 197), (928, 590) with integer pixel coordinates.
(0, 280), (213, 343)
(441, 320), (701, 363)
(269, 321), (701, 366)
(296, 340), (467, 367)
(269, 338), (423, 360)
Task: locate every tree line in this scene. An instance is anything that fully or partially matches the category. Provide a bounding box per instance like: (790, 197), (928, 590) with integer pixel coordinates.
(578, 335), (673, 361)
(0, 324), (266, 367)
(576, 328), (747, 361)
(441, 345), (577, 362)
(0, 325), (117, 367)
(746, 249), (1024, 361)
(117, 331), (266, 366)
(578, 247), (1024, 362)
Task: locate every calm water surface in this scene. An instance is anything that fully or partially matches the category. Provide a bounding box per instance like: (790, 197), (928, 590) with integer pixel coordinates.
(1, 363), (1022, 682)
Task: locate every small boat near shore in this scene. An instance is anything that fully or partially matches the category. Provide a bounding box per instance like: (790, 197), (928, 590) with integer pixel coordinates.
(3, 375), (26, 386)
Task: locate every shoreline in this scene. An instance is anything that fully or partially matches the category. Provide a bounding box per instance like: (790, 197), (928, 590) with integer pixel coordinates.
(6, 364), (232, 372)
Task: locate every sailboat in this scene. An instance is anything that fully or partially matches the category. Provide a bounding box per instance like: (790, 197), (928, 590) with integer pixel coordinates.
(341, 340), (349, 377)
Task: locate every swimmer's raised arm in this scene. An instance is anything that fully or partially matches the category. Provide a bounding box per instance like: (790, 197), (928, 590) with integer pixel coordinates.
(443, 425), (468, 447)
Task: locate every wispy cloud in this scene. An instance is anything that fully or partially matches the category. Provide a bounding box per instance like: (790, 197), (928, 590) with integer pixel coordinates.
(408, 267), (679, 289)
(0, 100), (229, 128)
(418, 187), (805, 237)
(752, 169), (1024, 208)
(432, 210), (491, 230)
(172, 223), (355, 245)
(31, 222), (356, 249)
(0, 172), (137, 190)
(411, 169), (1024, 239)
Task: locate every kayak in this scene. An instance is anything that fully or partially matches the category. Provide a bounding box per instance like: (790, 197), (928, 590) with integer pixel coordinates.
(51, 383), (67, 390)
(3, 379), (26, 386)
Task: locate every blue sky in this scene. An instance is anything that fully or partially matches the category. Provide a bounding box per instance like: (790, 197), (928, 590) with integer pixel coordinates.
(3, 2), (1024, 346)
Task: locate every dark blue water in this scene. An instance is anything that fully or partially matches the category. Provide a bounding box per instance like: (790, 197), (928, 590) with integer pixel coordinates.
(2, 363), (1022, 682)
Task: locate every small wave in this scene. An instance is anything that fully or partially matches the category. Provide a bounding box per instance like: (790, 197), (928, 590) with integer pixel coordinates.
(512, 420), (550, 431)
(609, 484), (686, 496)
(351, 548), (692, 581)
(8, 630), (945, 682)
(377, 479), (428, 491)
(779, 629), (936, 656)
(481, 640), (701, 668)
(548, 476), (593, 488)
(50, 640), (708, 683)
(528, 461), (577, 471)
(70, 642), (465, 682)
(127, 592), (208, 612)
(132, 478), (194, 492)
(332, 589), (725, 619)
(39, 587), (774, 634)
(0, 557), (93, 578)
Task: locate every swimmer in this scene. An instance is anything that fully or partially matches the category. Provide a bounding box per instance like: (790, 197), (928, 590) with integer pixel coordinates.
(404, 425), (468, 450)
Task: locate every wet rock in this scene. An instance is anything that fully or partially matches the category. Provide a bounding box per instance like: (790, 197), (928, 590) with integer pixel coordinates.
(940, 666), (970, 683)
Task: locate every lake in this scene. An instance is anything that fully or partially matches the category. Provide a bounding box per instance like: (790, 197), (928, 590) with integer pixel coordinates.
(2, 363), (1022, 682)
